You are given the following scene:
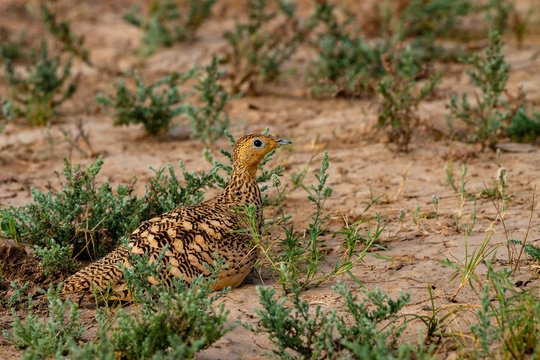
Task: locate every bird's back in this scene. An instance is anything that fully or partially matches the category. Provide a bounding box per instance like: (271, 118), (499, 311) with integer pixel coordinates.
(60, 194), (259, 300)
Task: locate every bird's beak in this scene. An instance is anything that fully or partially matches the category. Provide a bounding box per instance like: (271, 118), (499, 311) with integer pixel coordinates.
(277, 139), (292, 146)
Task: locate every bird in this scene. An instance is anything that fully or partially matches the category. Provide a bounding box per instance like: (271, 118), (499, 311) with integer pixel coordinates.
(59, 133), (291, 300)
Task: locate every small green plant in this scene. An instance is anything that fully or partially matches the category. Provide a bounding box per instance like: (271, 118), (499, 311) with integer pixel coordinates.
(505, 107), (540, 142)
(95, 70), (193, 135)
(431, 195), (440, 221)
(0, 31), (30, 64)
(390, 0), (472, 41)
(508, 239), (540, 264)
(141, 160), (226, 219)
(89, 251), (233, 359)
(440, 230), (499, 301)
(483, 0), (513, 35)
(371, 0), (474, 65)
(307, 1), (387, 97)
(444, 161), (481, 232)
(36, 0), (92, 65)
(224, 0), (312, 94)
(33, 239), (76, 276)
(244, 282), (427, 359)
(7, 282), (30, 308)
(5, 285), (83, 359)
(2, 40), (77, 126)
(184, 56), (234, 148)
(469, 263), (539, 359)
(0, 157), (141, 273)
(240, 151), (382, 293)
(446, 31), (518, 149)
(123, 0), (216, 56)
(271, 152), (337, 291)
(408, 284), (474, 344)
(376, 46), (441, 152)
(480, 167), (510, 212)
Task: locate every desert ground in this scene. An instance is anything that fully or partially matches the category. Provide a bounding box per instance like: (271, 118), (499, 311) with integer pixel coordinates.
(0, 0), (539, 359)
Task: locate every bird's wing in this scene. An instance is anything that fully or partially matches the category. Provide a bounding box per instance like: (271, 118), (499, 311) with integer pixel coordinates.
(126, 203), (244, 285)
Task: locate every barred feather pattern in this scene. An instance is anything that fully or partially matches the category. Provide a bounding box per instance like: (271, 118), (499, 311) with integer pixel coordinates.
(59, 134), (287, 300)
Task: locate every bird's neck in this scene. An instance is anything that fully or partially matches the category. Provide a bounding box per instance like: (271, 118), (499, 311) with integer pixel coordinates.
(222, 164), (261, 207)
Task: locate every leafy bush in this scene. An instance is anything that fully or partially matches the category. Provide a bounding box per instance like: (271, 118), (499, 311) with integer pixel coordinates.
(245, 283), (428, 359)
(95, 70), (193, 135)
(141, 160), (226, 219)
(86, 253), (232, 359)
(4, 285), (83, 360)
(0, 32), (30, 65)
(376, 47), (441, 152)
(184, 56), (235, 148)
(224, 0), (312, 94)
(307, 2), (386, 97)
(505, 107), (540, 142)
(446, 31), (513, 149)
(36, 0), (92, 65)
(394, 0), (472, 39)
(379, 0), (472, 62)
(470, 264), (540, 359)
(1, 40), (77, 126)
(124, 0), (216, 56)
(0, 157), (141, 272)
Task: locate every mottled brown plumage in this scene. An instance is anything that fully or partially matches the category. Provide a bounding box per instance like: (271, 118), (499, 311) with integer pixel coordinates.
(59, 134), (291, 300)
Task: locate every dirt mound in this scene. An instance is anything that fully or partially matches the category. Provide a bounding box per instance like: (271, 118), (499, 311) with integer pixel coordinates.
(0, 242), (44, 286)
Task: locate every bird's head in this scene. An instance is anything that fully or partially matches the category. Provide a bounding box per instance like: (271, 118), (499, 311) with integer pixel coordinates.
(232, 134), (292, 176)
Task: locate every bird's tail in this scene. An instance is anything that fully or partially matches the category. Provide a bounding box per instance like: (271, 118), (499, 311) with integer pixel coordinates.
(59, 245), (129, 297)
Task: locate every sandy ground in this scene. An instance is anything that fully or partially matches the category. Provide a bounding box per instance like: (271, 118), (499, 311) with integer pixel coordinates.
(0, 0), (539, 358)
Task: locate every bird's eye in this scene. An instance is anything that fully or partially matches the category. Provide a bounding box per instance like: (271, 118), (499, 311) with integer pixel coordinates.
(253, 139), (264, 148)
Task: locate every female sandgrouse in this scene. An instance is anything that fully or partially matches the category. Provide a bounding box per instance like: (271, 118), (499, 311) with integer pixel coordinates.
(59, 134), (291, 300)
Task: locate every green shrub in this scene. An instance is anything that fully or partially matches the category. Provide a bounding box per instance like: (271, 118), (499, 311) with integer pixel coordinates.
(395, 0), (472, 39)
(141, 160), (226, 219)
(239, 151), (382, 293)
(2, 40), (77, 126)
(376, 46), (441, 152)
(4, 285), (83, 360)
(224, 0), (312, 94)
(124, 0), (216, 56)
(185, 56), (235, 148)
(470, 264), (540, 359)
(483, 0), (513, 35)
(0, 31), (30, 64)
(33, 238), (76, 276)
(95, 70), (193, 135)
(380, 0), (472, 62)
(36, 0), (92, 65)
(446, 31), (511, 149)
(0, 157), (141, 273)
(307, 2), (386, 97)
(245, 282), (428, 359)
(505, 107), (540, 142)
(72, 252), (232, 359)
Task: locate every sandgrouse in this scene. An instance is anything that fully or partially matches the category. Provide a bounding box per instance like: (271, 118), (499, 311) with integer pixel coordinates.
(59, 134), (291, 300)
